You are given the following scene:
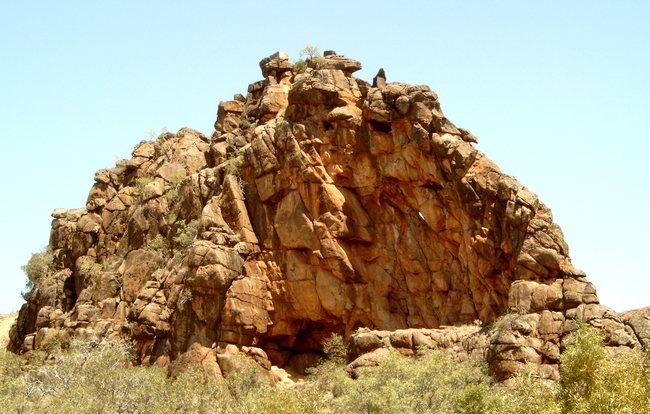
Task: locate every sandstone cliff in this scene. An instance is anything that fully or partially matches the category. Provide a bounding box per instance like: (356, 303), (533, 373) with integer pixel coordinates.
(9, 51), (647, 380)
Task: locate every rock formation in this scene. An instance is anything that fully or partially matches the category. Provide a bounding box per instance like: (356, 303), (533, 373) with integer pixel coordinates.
(9, 51), (648, 381)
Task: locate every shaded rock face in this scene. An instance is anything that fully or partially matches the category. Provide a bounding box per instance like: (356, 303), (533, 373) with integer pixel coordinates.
(9, 51), (641, 379)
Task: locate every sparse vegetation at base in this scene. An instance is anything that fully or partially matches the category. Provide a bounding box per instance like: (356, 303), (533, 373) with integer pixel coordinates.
(1, 324), (649, 413)
(0, 339), (229, 413)
(556, 322), (650, 413)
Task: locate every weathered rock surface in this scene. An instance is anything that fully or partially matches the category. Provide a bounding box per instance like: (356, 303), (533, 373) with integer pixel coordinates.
(619, 307), (650, 349)
(9, 51), (644, 380)
(346, 325), (489, 377)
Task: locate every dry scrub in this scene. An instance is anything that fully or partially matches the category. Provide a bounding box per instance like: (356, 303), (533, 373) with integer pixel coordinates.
(1, 324), (649, 413)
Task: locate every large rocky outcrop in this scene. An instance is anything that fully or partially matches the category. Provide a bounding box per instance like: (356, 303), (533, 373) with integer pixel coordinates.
(9, 51), (642, 380)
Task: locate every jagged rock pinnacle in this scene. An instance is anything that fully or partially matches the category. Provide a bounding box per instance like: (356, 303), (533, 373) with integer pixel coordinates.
(372, 68), (386, 88)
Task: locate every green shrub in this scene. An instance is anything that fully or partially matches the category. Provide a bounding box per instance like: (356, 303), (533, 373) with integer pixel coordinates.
(473, 373), (561, 414)
(323, 333), (346, 363)
(146, 234), (169, 257)
(239, 117), (252, 130)
(173, 219), (199, 250)
(558, 322), (605, 411)
(79, 259), (103, 278)
(150, 367), (233, 413)
(111, 272), (123, 291)
(294, 44), (325, 74)
(223, 354), (271, 404)
(293, 60), (308, 74)
(163, 170), (186, 206)
(249, 386), (328, 414)
(224, 157), (243, 177)
(154, 139), (174, 158)
(0, 336), (243, 413)
(167, 171), (185, 187)
(225, 143), (238, 159)
(557, 322), (650, 414)
(163, 185), (179, 205)
(4, 338), (172, 413)
(133, 176), (154, 195)
(0, 349), (28, 412)
(305, 356), (354, 401)
(22, 248), (54, 290)
(325, 348), (492, 413)
(222, 143), (243, 177)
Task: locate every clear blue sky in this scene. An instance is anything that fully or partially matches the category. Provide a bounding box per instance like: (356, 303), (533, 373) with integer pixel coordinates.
(1, 1), (648, 314)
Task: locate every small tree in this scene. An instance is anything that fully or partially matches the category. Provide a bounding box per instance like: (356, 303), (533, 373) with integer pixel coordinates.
(323, 333), (347, 363)
(22, 248), (53, 290)
(294, 44), (325, 74)
(559, 322), (605, 409)
(299, 44), (322, 60)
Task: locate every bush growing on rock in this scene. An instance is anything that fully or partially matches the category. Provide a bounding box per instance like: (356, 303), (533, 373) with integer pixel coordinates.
(21, 248), (53, 290)
(163, 184), (180, 205)
(133, 176), (154, 195)
(293, 44), (325, 73)
(238, 116), (251, 130)
(146, 127), (168, 141)
(79, 258), (104, 278)
(146, 234), (170, 257)
(172, 219), (200, 250)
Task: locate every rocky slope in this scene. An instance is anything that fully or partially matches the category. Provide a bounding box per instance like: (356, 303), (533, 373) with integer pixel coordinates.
(9, 51), (647, 380)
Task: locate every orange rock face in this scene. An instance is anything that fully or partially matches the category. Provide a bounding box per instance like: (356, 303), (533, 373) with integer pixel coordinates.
(9, 51), (642, 379)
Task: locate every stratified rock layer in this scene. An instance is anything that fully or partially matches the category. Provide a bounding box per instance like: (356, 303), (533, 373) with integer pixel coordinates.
(9, 51), (641, 379)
